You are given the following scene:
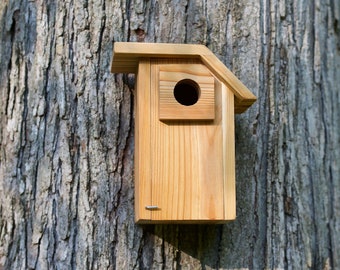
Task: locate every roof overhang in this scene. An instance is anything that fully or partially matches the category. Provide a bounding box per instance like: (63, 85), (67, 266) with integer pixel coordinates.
(111, 42), (256, 113)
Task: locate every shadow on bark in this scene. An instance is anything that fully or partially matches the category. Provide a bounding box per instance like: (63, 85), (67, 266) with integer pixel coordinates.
(141, 224), (224, 269)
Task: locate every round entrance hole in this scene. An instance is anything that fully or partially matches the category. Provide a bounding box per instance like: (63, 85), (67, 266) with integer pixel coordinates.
(173, 79), (200, 106)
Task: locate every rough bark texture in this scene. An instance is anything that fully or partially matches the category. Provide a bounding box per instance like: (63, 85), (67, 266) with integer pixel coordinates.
(0, 0), (339, 269)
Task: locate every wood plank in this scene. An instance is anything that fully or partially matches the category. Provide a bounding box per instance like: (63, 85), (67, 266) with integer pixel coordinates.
(158, 62), (215, 120)
(221, 83), (236, 220)
(113, 42), (207, 59)
(135, 59), (152, 222)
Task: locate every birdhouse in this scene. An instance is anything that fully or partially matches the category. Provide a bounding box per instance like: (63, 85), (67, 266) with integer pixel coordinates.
(111, 42), (256, 224)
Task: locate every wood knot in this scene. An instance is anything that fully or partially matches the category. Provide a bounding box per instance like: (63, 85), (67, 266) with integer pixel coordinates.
(134, 28), (145, 42)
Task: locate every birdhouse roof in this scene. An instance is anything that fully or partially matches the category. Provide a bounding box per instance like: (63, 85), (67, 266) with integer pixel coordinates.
(111, 42), (256, 113)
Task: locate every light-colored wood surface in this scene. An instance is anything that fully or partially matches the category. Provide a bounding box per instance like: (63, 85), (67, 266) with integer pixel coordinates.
(111, 42), (256, 113)
(134, 59), (152, 222)
(135, 58), (236, 223)
(221, 83), (236, 219)
(159, 61), (215, 120)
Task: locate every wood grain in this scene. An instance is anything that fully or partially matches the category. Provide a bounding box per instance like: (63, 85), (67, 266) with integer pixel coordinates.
(134, 59), (152, 222)
(159, 61), (215, 120)
(135, 59), (235, 223)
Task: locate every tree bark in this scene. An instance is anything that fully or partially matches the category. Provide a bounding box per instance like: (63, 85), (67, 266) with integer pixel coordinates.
(0, 0), (339, 269)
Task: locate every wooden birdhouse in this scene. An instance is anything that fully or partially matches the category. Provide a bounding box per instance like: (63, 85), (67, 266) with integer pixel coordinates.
(111, 42), (256, 223)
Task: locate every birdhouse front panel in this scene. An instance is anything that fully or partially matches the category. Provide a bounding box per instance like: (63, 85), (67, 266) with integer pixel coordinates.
(111, 42), (257, 224)
(134, 58), (236, 223)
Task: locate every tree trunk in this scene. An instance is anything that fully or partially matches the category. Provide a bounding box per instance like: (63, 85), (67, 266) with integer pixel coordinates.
(0, 0), (339, 269)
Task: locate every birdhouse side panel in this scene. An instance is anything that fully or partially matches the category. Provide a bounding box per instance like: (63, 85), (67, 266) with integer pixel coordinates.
(221, 83), (236, 220)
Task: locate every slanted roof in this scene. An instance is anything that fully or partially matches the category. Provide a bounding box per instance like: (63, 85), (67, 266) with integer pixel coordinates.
(111, 42), (256, 113)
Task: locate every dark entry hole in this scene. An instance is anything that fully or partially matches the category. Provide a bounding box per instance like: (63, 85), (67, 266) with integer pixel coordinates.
(173, 79), (200, 106)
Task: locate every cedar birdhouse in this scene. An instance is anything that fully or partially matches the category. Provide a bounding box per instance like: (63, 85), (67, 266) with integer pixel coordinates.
(111, 42), (256, 223)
